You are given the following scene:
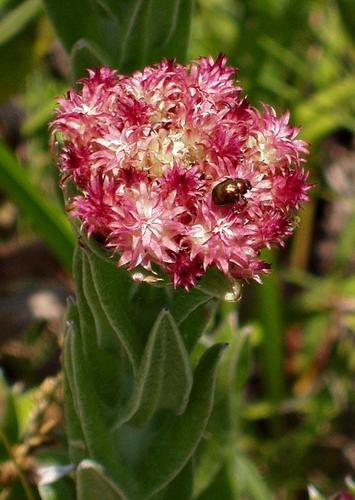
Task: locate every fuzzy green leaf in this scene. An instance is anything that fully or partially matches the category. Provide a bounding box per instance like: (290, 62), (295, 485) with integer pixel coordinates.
(157, 459), (194, 500)
(77, 460), (126, 500)
(69, 308), (135, 495)
(170, 287), (212, 326)
(179, 300), (218, 352)
(169, 284), (218, 352)
(135, 343), (227, 498)
(73, 248), (135, 413)
(63, 304), (87, 464)
(114, 309), (193, 428)
(85, 248), (142, 371)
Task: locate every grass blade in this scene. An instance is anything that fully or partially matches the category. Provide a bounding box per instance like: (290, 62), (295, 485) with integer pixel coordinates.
(0, 0), (42, 46)
(256, 252), (285, 407)
(0, 140), (75, 270)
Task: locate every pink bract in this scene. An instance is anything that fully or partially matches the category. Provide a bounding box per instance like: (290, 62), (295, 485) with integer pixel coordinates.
(52, 55), (311, 289)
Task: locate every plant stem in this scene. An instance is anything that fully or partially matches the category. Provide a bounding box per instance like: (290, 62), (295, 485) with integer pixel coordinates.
(0, 431), (36, 500)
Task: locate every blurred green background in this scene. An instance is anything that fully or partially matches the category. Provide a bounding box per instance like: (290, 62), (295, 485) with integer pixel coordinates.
(0, 0), (354, 499)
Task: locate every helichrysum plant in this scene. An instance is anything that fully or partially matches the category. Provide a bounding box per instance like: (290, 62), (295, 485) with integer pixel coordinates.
(52, 56), (311, 499)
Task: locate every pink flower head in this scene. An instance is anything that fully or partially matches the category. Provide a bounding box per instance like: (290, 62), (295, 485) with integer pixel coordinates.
(52, 56), (311, 289)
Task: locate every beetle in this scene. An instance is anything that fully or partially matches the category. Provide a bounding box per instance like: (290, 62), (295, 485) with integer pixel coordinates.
(212, 178), (252, 206)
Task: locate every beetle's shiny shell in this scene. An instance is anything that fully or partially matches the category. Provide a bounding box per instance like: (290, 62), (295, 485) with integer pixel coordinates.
(212, 178), (251, 205)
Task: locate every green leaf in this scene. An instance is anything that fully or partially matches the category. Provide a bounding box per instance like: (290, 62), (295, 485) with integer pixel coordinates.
(295, 76), (355, 142)
(73, 248), (135, 409)
(12, 387), (37, 438)
(179, 300), (218, 352)
(195, 466), (234, 500)
(196, 455), (274, 500)
(333, 211), (355, 271)
(42, 0), (107, 56)
(117, 0), (193, 73)
(193, 440), (223, 500)
(259, 36), (308, 76)
(22, 97), (59, 137)
(157, 459), (194, 500)
(85, 248), (142, 371)
(170, 287), (212, 325)
(256, 252), (285, 406)
(169, 284), (218, 352)
(193, 317), (252, 497)
(197, 267), (242, 302)
(70, 38), (108, 80)
(63, 305), (87, 464)
(70, 344), (223, 498)
(0, 0), (42, 46)
(77, 460), (126, 500)
(69, 308), (135, 494)
(0, 140), (75, 270)
(114, 310), (193, 428)
(67, 251), (226, 498)
(231, 454), (274, 500)
(38, 473), (75, 500)
(135, 343), (227, 498)
(125, 282), (171, 342)
(0, 373), (18, 460)
(213, 308), (253, 394)
(43, 0), (193, 77)
(81, 253), (126, 355)
(337, 0), (355, 42)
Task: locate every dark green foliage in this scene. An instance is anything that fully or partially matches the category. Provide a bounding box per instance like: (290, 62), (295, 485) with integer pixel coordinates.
(43, 0), (193, 78)
(64, 245), (224, 498)
(0, 140), (75, 270)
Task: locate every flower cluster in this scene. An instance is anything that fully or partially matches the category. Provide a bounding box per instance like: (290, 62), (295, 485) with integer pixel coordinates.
(52, 56), (311, 289)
